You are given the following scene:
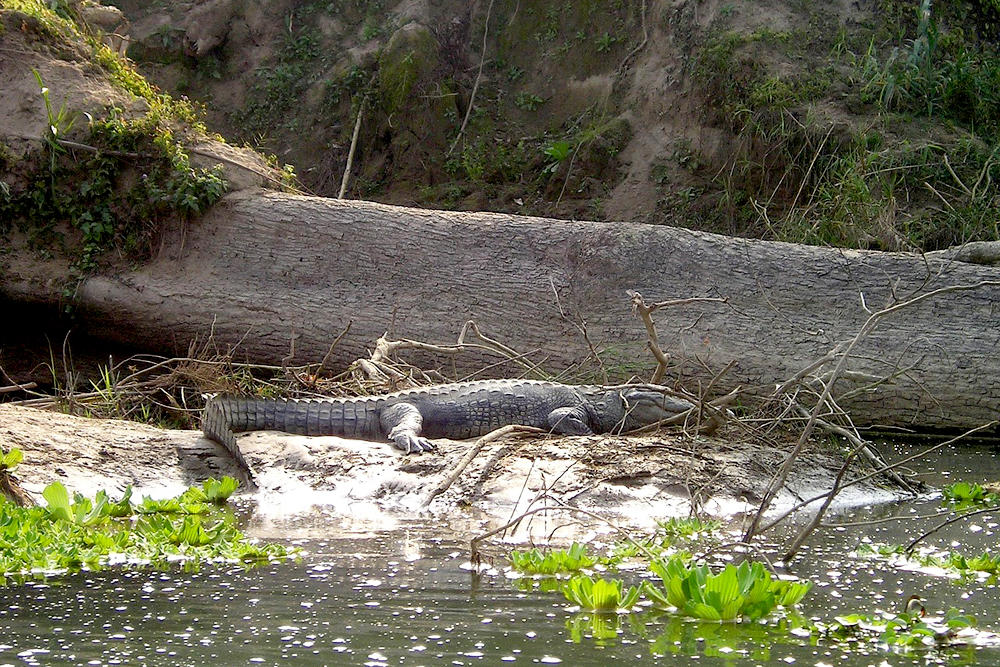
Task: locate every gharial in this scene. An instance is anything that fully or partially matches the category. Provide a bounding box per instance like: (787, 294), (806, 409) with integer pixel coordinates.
(201, 379), (698, 487)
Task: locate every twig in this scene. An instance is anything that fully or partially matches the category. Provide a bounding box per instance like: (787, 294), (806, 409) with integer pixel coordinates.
(555, 141), (582, 206)
(422, 425), (543, 506)
(8, 133), (140, 157)
(696, 541), (779, 575)
(339, 95), (366, 199)
(449, 0), (495, 155)
(0, 382), (37, 394)
(781, 441), (859, 561)
(905, 506), (1000, 553)
(756, 420), (998, 534)
(616, 0), (648, 75)
(472, 441), (524, 499)
(550, 277), (606, 384)
(628, 290), (728, 384)
(744, 280), (1000, 543)
(0, 470), (33, 507)
(821, 508), (954, 528)
(469, 496), (659, 564)
(796, 404), (914, 490)
(187, 146), (297, 192)
(457, 320), (547, 376)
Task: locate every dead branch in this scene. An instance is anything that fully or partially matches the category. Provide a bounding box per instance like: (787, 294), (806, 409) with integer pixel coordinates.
(0, 470), (33, 507)
(472, 441), (525, 500)
(744, 280), (1000, 544)
(316, 320), (353, 378)
(905, 506), (1000, 553)
(550, 277), (606, 384)
(696, 542), (779, 574)
(781, 441), (860, 561)
(555, 140), (582, 206)
(469, 495), (659, 564)
(338, 95), (366, 199)
(628, 290), (728, 384)
(616, 0), (648, 75)
(352, 323), (544, 387)
(821, 509), (954, 528)
(422, 425), (543, 506)
(628, 388), (739, 436)
(186, 146), (296, 192)
(757, 420), (999, 535)
(448, 0), (495, 156)
(0, 382), (36, 394)
(795, 404), (914, 490)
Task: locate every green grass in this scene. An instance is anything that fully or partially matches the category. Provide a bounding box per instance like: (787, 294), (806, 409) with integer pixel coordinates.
(681, 0), (1000, 252)
(232, 24), (321, 137)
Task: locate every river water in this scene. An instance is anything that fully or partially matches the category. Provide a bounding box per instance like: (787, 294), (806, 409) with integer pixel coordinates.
(1, 441), (998, 667)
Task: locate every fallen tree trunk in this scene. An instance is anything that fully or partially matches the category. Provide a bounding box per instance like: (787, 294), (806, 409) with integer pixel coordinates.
(3, 189), (999, 430)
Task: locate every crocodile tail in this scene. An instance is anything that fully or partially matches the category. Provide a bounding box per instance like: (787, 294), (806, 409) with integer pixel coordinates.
(201, 395), (258, 491)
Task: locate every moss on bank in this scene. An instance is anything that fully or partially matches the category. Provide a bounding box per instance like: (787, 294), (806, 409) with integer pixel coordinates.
(0, 0), (230, 290)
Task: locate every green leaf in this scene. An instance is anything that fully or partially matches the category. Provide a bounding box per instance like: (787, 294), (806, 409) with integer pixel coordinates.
(945, 608), (975, 628)
(42, 482), (72, 522)
(620, 584), (641, 610)
(203, 476), (240, 503)
(667, 575), (687, 608)
(170, 516), (214, 546)
(108, 487), (133, 517)
(590, 578), (622, 611)
(0, 448), (23, 470)
(642, 581), (672, 608)
(690, 601), (723, 621)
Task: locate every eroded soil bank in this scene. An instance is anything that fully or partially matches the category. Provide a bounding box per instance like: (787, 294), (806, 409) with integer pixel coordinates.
(0, 403), (904, 536)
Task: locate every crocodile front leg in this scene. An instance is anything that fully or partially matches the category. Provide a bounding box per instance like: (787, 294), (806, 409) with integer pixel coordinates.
(547, 405), (596, 435)
(380, 402), (436, 453)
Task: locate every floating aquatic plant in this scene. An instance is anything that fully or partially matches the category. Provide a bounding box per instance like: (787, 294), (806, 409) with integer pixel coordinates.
(643, 555), (812, 622)
(941, 481), (999, 509)
(818, 605), (978, 649)
(566, 611), (646, 644)
(0, 477), (291, 585)
(857, 542), (1000, 580)
(605, 517), (723, 565)
(561, 575), (641, 612)
(508, 542), (597, 576)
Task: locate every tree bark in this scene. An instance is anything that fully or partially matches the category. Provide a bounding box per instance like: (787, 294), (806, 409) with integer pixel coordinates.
(4, 189), (999, 430)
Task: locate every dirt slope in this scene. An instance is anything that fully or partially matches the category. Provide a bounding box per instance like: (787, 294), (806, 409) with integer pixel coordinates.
(110, 0), (1000, 250)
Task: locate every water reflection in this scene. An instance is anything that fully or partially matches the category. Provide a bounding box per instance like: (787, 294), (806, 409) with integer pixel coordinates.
(1, 443), (999, 666)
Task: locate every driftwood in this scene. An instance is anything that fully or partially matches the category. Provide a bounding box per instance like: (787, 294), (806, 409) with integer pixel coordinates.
(3, 189), (1000, 430)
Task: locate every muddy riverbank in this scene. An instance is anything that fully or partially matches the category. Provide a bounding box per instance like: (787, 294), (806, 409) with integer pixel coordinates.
(0, 403), (905, 533)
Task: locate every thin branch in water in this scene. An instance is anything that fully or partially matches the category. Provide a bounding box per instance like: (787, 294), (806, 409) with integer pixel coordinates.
(905, 506), (1000, 554)
(744, 280), (1000, 543)
(757, 420), (998, 534)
